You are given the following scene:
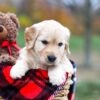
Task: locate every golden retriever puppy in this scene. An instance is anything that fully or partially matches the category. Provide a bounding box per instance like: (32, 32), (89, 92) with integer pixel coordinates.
(10, 20), (73, 85)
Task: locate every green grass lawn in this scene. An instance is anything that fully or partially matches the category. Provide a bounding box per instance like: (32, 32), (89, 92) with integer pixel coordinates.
(75, 81), (100, 100)
(70, 35), (100, 52)
(17, 29), (25, 47)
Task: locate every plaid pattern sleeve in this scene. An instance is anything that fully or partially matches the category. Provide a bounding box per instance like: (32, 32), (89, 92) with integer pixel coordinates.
(0, 60), (77, 100)
(68, 60), (77, 100)
(0, 64), (58, 100)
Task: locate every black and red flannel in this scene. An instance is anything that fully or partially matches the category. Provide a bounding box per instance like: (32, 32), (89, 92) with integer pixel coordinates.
(0, 60), (76, 100)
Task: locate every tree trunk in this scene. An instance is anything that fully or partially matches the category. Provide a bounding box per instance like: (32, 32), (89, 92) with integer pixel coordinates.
(84, 0), (92, 67)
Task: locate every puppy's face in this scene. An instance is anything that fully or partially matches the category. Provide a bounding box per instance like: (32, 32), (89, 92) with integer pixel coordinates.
(25, 20), (70, 67)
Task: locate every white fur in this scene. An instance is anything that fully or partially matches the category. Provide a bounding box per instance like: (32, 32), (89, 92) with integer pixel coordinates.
(10, 20), (73, 85)
(10, 47), (39, 79)
(48, 56), (73, 85)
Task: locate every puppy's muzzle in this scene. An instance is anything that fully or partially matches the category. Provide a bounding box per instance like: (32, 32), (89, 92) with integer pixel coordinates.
(47, 55), (56, 63)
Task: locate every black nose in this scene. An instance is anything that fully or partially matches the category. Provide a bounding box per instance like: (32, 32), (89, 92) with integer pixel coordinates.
(47, 55), (56, 62)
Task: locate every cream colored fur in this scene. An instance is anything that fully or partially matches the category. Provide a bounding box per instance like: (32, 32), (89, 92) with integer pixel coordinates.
(10, 20), (73, 85)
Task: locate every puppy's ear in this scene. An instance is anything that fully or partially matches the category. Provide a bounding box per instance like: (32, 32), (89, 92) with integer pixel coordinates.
(64, 27), (71, 55)
(25, 26), (38, 49)
(65, 43), (70, 55)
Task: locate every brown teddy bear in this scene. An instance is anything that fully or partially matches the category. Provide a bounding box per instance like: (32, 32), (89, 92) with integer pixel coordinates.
(0, 12), (20, 65)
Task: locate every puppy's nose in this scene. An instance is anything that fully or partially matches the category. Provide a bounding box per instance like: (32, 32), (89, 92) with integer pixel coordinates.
(0, 26), (3, 32)
(47, 55), (56, 62)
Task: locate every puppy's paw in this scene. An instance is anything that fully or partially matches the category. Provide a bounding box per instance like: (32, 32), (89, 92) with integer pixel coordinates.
(50, 78), (65, 85)
(10, 65), (28, 79)
(48, 68), (66, 86)
(49, 75), (66, 86)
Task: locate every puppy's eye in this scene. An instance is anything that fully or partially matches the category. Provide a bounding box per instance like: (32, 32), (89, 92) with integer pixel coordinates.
(58, 42), (63, 47)
(41, 40), (48, 45)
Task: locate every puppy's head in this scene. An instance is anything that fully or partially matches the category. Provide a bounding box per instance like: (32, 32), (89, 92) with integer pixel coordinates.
(25, 20), (71, 67)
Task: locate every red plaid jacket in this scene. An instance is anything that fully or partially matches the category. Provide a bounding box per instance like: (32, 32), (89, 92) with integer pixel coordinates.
(0, 40), (77, 100)
(0, 60), (76, 100)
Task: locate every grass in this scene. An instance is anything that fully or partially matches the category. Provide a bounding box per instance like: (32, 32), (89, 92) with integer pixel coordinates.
(92, 36), (100, 52)
(69, 35), (84, 52)
(70, 35), (100, 52)
(75, 81), (100, 100)
(17, 29), (25, 47)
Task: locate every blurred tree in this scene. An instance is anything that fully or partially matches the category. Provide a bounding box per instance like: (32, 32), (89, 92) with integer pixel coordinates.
(19, 15), (32, 28)
(18, 0), (35, 17)
(0, 4), (16, 13)
(84, 0), (92, 67)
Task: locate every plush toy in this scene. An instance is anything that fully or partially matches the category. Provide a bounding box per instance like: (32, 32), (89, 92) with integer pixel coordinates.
(0, 12), (20, 65)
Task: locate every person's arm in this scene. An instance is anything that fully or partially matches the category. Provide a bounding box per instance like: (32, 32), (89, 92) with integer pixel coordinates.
(68, 60), (77, 100)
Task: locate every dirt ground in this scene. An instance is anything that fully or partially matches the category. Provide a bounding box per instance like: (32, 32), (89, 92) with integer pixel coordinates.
(77, 67), (100, 82)
(69, 52), (100, 82)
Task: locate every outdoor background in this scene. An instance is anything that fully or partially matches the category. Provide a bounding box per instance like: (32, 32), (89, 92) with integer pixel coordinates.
(0, 0), (100, 100)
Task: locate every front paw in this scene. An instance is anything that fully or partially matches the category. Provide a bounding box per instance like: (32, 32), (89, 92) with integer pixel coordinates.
(48, 70), (66, 86)
(49, 75), (66, 86)
(10, 65), (26, 79)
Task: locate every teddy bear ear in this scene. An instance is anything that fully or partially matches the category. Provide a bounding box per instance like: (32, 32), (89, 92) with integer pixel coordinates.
(7, 13), (20, 29)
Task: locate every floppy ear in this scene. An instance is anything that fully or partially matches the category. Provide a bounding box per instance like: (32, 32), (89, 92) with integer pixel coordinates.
(25, 26), (38, 49)
(65, 43), (70, 55)
(7, 12), (20, 28)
